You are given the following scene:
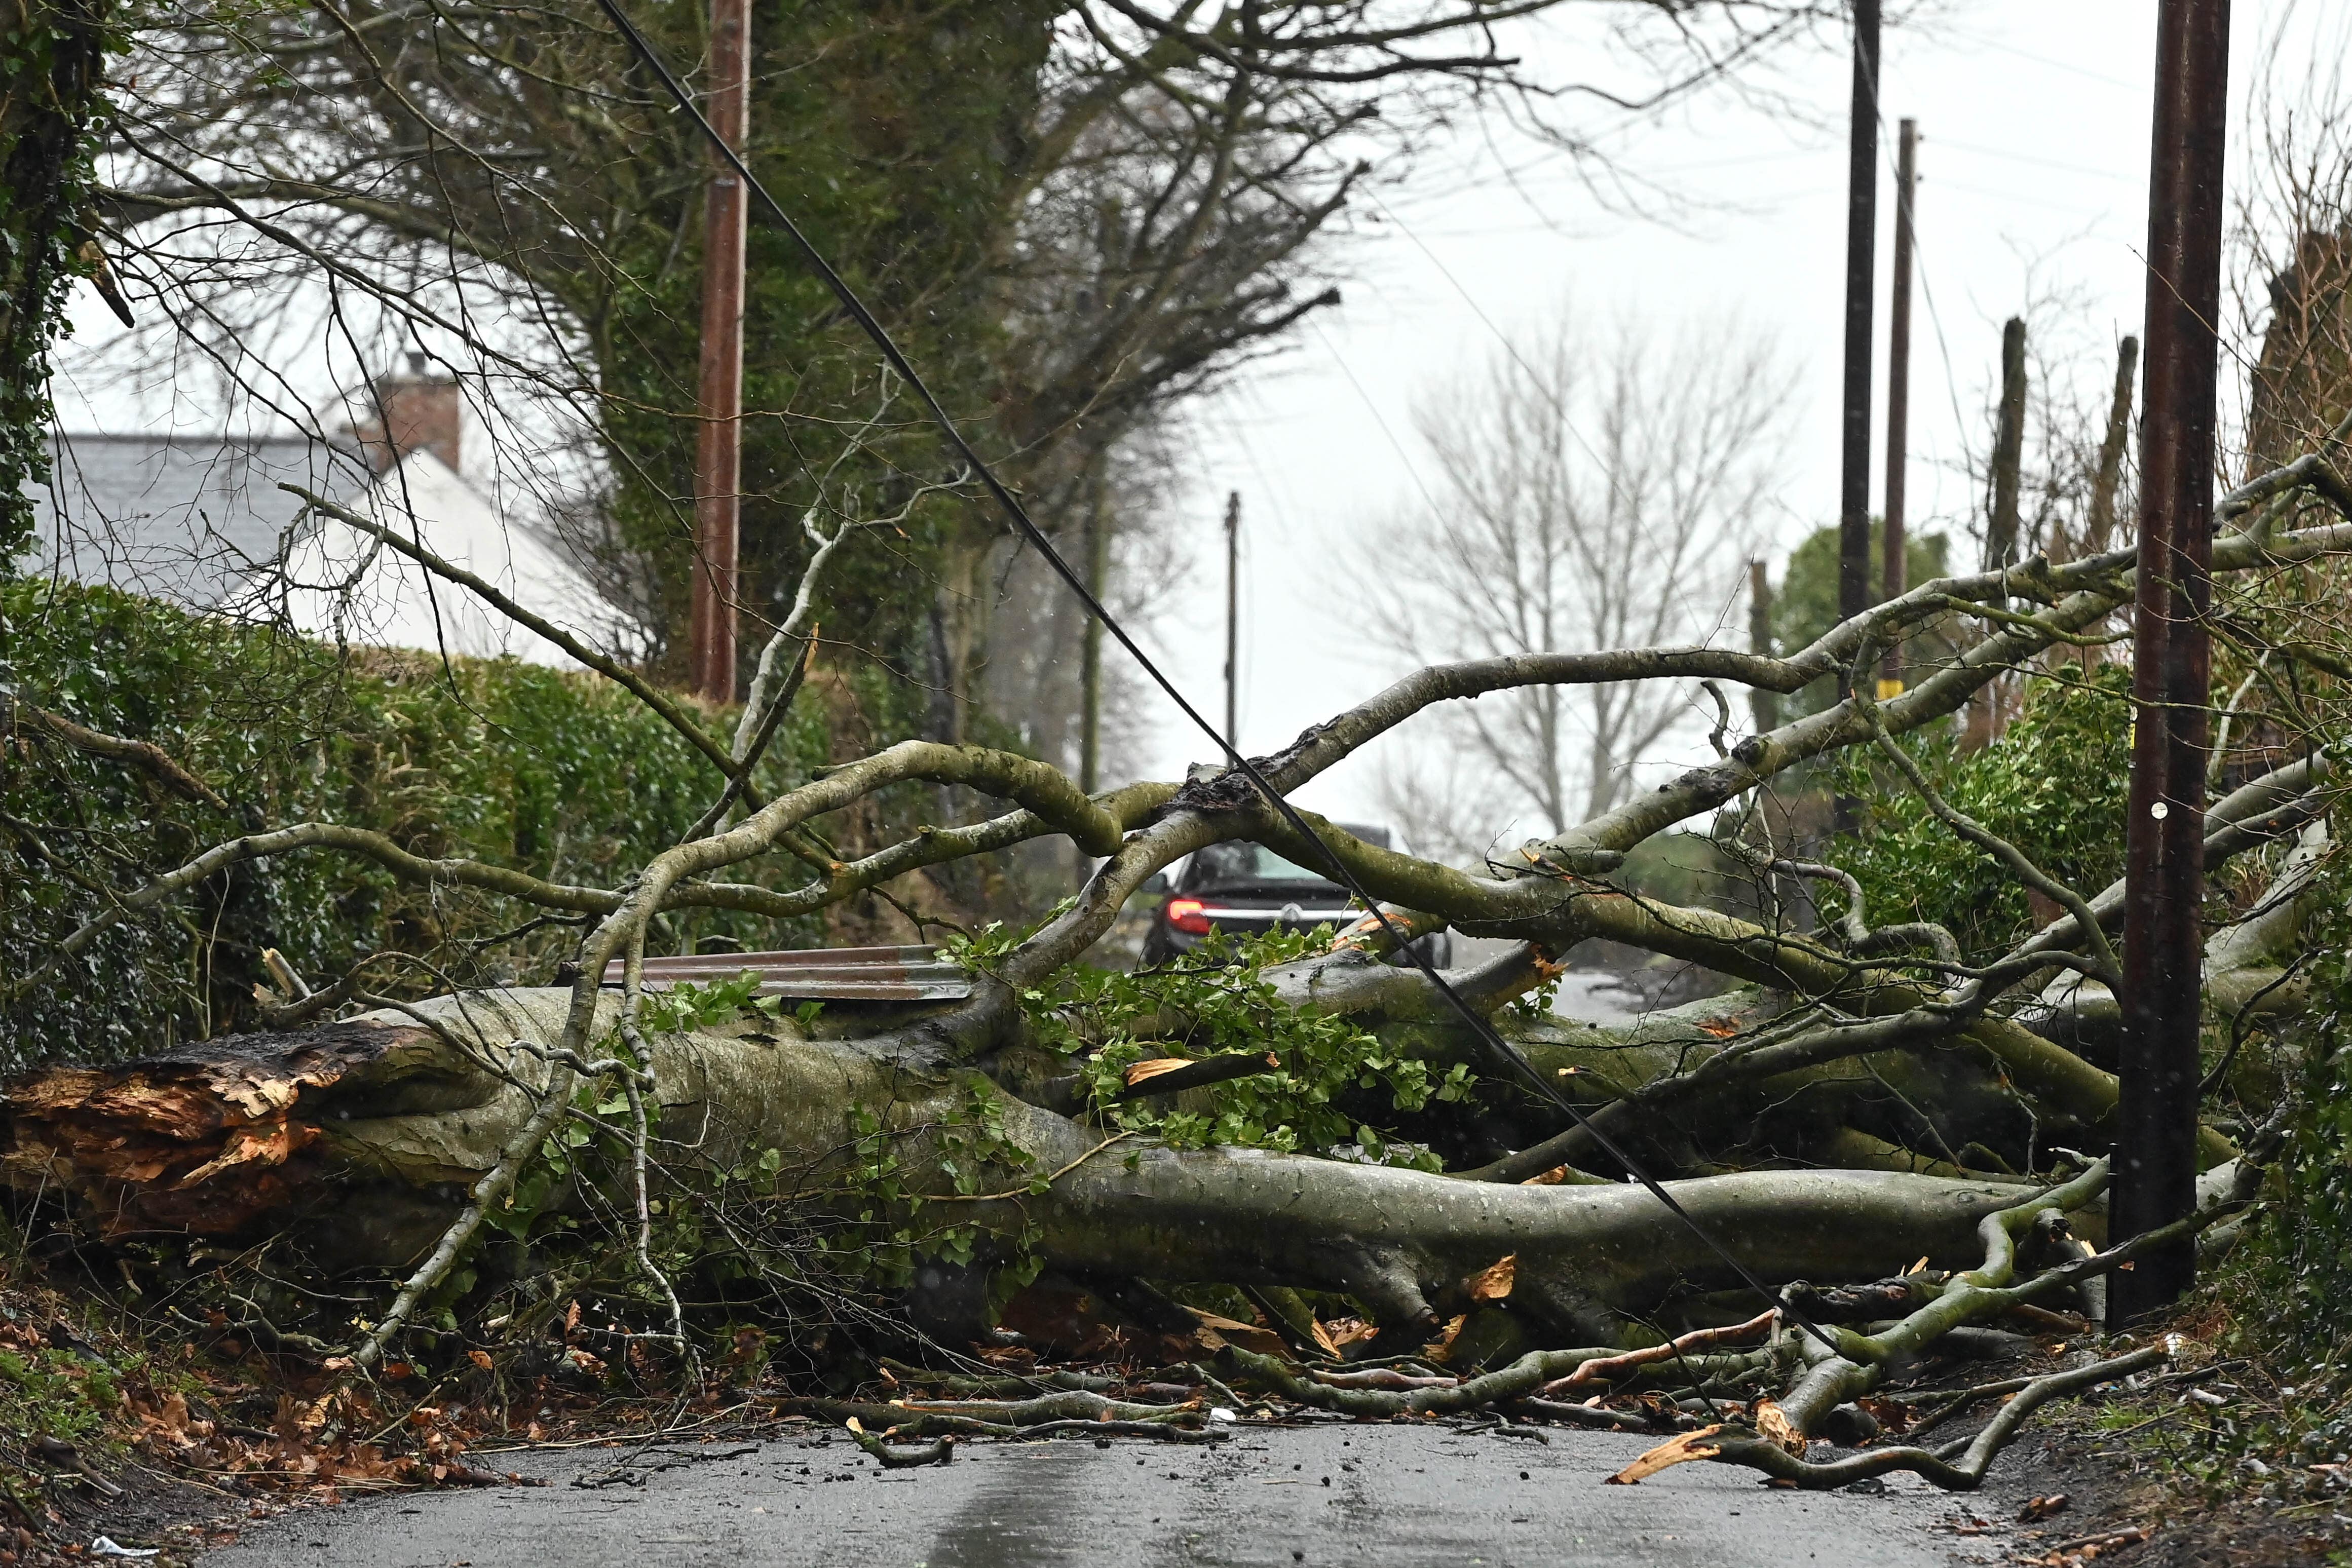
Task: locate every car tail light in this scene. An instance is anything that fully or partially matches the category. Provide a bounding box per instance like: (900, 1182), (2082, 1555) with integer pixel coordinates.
(1164, 896), (1211, 935)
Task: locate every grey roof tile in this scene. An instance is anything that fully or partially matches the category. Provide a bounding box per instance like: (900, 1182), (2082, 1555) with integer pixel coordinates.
(20, 433), (373, 608)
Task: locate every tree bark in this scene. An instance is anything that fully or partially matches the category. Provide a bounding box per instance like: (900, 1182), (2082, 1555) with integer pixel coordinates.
(3, 987), (2042, 1341)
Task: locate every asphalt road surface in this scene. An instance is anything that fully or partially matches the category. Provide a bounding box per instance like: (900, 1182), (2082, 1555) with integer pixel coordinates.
(201, 1421), (2009, 1568)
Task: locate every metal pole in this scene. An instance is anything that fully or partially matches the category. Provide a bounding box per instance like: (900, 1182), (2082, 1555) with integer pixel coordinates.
(1223, 490), (1240, 743)
(2114, 0), (2230, 1323)
(688, 0), (750, 703)
(1837, 0), (1881, 638)
(1880, 117), (1916, 697)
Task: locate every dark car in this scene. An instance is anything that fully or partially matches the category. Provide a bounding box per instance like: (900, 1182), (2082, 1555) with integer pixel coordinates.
(1138, 823), (1454, 969)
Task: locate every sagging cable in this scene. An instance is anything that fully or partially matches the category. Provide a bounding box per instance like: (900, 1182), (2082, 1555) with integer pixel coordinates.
(586, 0), (1837, 1350)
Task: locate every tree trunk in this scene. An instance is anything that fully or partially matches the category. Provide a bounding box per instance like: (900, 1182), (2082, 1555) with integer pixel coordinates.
(0, 0), (112, 560)
(3, 986), (2045, 1340)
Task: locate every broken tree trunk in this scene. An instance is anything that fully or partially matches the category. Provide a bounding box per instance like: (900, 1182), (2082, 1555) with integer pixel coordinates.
(3, 988), (2043, 1342)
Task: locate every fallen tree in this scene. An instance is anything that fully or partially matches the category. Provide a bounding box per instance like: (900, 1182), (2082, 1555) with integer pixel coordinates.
(6, 446), (2349, 1486)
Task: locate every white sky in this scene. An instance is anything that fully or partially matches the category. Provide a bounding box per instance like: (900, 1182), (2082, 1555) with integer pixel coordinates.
(46, 0), (2317, 838)
(1133, 1), (2292, 825)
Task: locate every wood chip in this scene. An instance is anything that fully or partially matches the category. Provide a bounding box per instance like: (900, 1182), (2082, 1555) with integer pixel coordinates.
(1753, 1398), (1803, 1455)
(1606, 1425), (1725, 1484)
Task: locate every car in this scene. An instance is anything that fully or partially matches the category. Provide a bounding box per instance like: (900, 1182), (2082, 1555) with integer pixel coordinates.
(1137, 823), (1454, 969)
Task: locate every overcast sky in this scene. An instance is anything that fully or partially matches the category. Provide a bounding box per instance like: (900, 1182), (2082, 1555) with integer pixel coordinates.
(44, 1), (2317, 846)
(1132, 1), (2298, 830)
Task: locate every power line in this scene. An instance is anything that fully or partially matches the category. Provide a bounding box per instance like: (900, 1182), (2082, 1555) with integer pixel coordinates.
(1949, 30), (2137, 93)
(587, 0), (1838, 1346)
(1931, 137), (2133, 184)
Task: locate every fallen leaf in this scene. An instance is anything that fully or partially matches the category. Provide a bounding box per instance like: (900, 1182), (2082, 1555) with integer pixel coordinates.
(1857, 1395), (1913, 1434)
(468, 1350), (493, 1371)
(1521, 1166), (1569, 1186)
(1468, 1254), (1516, 1303)
(1607, 1426), (1725, 1484)
(1184, 1308), (1292, 1361)
(1421, 1314), (1468, 1362)
(1308, 1317), (1342, 1359)
(1697, 1019), (1739, 1039)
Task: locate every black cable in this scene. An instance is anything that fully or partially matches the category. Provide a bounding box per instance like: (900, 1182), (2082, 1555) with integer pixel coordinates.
(588, 0), (1837, 1349)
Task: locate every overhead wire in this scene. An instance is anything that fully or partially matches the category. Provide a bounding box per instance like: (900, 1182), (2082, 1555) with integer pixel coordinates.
(584, 0), (1840, 1349)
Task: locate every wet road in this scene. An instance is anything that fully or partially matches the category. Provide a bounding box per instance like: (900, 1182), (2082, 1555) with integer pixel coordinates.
(201, 1422), (1999, 1568)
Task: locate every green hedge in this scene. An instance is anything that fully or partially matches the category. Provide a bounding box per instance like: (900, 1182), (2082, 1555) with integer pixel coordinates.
(3, 580), (838, 1071)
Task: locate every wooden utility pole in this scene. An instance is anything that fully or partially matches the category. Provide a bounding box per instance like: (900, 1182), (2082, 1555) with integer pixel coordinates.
(1222, 490), (1241, 743)
(1880, 117), (1917, 697)
(2115, 0), (2230, 1324)
(1837, 0), (1882, 638)
(2086, 336), (2142, 558)
(1079, 461), (1109, 794)
(1988, 317), (2028, 589)
(1749, 561), (1778, 736)
(1965, 317), (2029, 745)
(688, 0), (750, 704)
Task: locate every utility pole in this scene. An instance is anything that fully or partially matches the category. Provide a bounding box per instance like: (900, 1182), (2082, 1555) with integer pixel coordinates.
(1880, 117), (1917, 698)
(1749, 561), (1779, 737)
(1079, 460), (1109, 794)
(2086, 337), (2142, 559)
(688, 0), (750, 704)
(1988, 317), (2028, 589)
(1223, 490), (1241, 744)
(1837, 0), (1881, 639)
(1972, 317), (2029, 744)
(2114, 0), (2230, 1324)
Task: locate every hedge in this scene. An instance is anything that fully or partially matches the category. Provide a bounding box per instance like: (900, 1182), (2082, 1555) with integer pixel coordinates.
(3, 580), (841, 1070)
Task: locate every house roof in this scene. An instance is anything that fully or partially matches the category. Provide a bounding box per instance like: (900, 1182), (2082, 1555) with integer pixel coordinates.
(22, 432), (374, 609)
(250, 448), (609, 669)
(19, 433), (611, 670)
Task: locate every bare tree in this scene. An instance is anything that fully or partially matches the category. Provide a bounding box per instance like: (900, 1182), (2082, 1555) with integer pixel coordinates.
(1367, 310), (1790, 854)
